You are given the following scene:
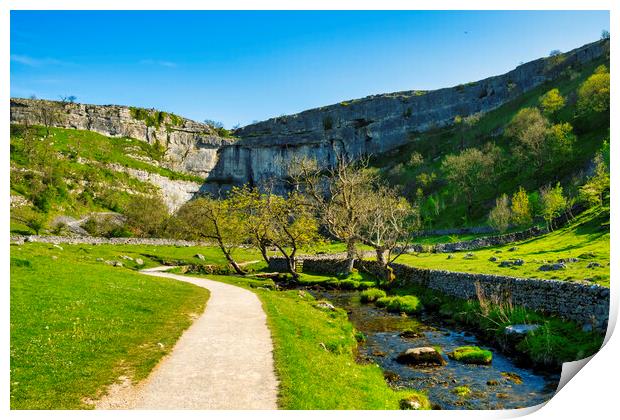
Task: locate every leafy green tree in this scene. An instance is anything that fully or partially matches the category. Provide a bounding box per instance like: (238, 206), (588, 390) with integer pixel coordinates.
(578, 65), (610, 114)
(441, 147), (497, 216)
(506, 107), (574, 173)
(488, 194), (511, 233)
(540, 183), (567, 230)
(539, 88), (565, 116)
(173, 196), (247, 275)
(511, 187), (533, 227)
(124, 194), (169, 237)
(579, 153), (610, 207)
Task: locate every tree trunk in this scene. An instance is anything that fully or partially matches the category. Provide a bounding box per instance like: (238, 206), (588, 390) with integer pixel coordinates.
(217, 239), (246, 275)
(286, 257), (299, 280)
(258, 242), (271, 264)
(376, 247), (388, 268)
(345, 239), (356, 274)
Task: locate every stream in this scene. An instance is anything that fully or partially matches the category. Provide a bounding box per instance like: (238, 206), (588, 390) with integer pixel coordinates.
(315, 290), (561, 410)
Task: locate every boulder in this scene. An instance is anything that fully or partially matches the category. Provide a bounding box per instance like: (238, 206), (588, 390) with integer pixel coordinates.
(499, 261), (513, 267)
(513, 259), (525, 266)
(315, 301), (336, 311)
(195, 253), (206, 261)
(508, 246), (518, 252)
(399, 396), (424, 410)
(396, 347), (446, 366)
(488, 256), (498, 262)
(538, 263), (566, 271)
(135, 258), (144, 265)
(587, 262), (602, 269)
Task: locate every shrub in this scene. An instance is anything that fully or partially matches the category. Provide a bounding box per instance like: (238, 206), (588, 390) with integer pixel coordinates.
(375, 296), (393, 308)
(360, 288), (387, 303)
(577, 65), (610, 114)
(448, 346), (493, 365)
(539, 88), (565, 115)
(488, 194), (511, 232)
(386, 296), (421, 314)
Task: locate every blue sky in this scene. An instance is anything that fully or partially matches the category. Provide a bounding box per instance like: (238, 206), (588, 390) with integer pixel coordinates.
(11, 10), (609, 127)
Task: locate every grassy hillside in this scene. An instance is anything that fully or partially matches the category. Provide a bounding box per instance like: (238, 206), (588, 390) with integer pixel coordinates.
(373, 55), (610, 228)
(395, 206), (610, 286)
(10, 243), (210, 409)
(10, 125), (200, 234)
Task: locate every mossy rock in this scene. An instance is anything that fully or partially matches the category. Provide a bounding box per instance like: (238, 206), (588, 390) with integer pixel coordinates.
(452, 385), (472, 397)
(448, 346), (493, 365)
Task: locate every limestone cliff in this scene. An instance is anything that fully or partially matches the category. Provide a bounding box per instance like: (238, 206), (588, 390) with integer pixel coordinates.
(10, 39), (609, 195)
(9, 98), (235, 177)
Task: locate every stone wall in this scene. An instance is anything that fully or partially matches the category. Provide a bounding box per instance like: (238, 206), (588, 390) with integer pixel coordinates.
(10, 234), (208, 247)
(267, 256), (609, 331)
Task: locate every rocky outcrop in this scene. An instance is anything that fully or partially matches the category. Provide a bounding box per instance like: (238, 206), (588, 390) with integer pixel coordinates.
(10, 234), (207, 247)
(223, 39), (608, 189)
(9, 98), (234, 178)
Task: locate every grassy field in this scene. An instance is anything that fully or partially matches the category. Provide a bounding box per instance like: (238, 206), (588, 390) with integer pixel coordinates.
(10, 243), (210, 409)
(394, 207), (610, 286)
(192, 274), (429, 409)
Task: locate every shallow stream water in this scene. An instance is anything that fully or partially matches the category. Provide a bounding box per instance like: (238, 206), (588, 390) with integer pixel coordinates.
(315, 290), (561, 410)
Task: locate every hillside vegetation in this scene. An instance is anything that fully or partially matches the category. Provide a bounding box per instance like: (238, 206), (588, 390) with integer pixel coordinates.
(374, 55), (610, 229)
(10, 125), (199, 236)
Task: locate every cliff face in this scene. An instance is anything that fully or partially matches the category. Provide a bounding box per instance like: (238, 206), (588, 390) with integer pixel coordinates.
(9, 99), (234, 177)
(10, 39), (609, 195)
(219, 39), (607, 189)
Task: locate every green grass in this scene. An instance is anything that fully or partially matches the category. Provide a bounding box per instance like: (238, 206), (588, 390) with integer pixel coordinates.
(187, 273), (430, 409)
(394, 207), (610, 286)
(360, 288), (387, 303)
(375, 295), (422, 314)
(10, 243), (210, 409)
(448, 346), (493, 365)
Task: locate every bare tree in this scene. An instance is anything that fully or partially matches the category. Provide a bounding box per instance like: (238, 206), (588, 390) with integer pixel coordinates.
(37, 101), (62, 137)
(359, 184), (420, 267)
(290, 155), (376, 274)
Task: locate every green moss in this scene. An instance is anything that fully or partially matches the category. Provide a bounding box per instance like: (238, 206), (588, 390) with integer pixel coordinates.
(360, 288), (387, 303)
(452, 385), (472, 397)
(448, 346), (493, 365)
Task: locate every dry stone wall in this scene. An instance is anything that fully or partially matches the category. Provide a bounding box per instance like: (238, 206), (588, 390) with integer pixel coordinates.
(267, 256), (609, 331)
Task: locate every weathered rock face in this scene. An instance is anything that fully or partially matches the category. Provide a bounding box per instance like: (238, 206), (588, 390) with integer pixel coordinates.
(9, 98), (234, 178)
(225, 39), (608, 189)
(9, 39), (609, 193)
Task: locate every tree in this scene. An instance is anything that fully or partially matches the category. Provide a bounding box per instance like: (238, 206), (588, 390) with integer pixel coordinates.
(173, 197), (246, 275)
(577, 65), (610, 114)
(37, 101), (62, 137)
(601, 29), (610, 40)
(408, 151), (424, 168)
(579, 153), (610, 207)
(204, 119), (224, 129)
(539, 88), (565, 116)
(291, 156), (375, 274)
(228, 186), (321, 278)
(124, 194), (169, 237)
(540, 183), (567, 230)
(228, 185), (273, 264)
(511, 187), (532, 227)
(506, 107), (574, 173)
(264, 192), (320, 279)
(488, 194), (511, 233)
(359, 184), (420, 267)
(441, 147), (496, 217)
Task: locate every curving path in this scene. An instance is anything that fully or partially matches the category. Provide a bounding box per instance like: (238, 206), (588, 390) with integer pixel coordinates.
(97, 266), (279, 410)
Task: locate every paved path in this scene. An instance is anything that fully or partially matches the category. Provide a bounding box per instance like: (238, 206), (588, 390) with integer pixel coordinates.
(96, 266), (279, 410)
